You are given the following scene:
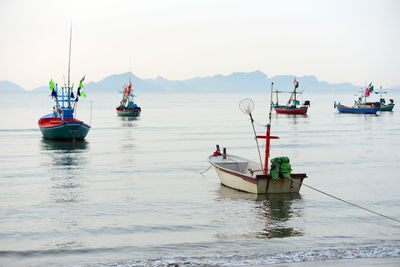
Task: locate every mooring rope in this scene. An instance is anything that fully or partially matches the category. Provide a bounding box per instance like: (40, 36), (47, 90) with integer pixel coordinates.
(200, 163), (400, 223)
(254, 121), (267, 127)
(289, 178), (400, 224)
(199, 164), (212, 174)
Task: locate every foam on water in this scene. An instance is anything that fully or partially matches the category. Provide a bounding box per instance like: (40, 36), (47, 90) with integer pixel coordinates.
(89, 242), (400, 266)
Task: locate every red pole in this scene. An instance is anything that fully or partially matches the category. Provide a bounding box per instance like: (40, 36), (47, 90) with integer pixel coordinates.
(256, 126), (278, 174)
(264, 124), (271, 174)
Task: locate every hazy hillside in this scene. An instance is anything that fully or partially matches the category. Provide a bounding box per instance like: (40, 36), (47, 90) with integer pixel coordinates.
(145, 71), (269, 92)
(84, 72), (165, 93)
(2, 71), (399, 94)
(0, 81), (25, 93)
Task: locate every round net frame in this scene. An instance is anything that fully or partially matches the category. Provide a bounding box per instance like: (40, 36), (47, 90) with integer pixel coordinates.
(239, 98), (255, 115)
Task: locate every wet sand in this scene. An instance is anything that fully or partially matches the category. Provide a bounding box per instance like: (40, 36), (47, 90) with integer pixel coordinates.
(252, 257), (400, 267)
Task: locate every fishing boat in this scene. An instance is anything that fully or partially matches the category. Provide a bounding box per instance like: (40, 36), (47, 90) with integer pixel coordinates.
(367, 86), (395, 111)
(334, 82), (380, 114)
(273, 78), (310, 114)
(209, 83), (307, 194)
(116, 80), (141, 117)
(378, 102), (395, 111)
(38, 27), (91, 140)
(334, 103), (380, 114)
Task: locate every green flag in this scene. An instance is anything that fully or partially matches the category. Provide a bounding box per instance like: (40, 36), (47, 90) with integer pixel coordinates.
(49, 79), (55, 90)
(79, 75), (85, 88)
(80, 90), (87, 97)
(367, 82), (374, 93)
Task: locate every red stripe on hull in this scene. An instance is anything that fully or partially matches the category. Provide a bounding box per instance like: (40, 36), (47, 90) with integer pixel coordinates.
(38, 117), (88, 128)
(215, 165), (259, 184)
(274, 107), (308, 114)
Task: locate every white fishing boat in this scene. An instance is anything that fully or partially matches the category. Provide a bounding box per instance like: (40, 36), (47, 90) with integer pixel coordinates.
(209, 153), (306, 194)
(209, 83), (307, 194)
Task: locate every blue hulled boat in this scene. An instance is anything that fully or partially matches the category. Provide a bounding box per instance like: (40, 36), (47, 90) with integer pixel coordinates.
(334, 103), (380, 114)
(335, 82), (380, 114)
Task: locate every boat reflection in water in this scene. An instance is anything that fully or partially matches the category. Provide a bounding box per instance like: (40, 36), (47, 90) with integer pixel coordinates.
(119, 116), (140, 128)
(41, 138), (89, 151)
(274, 113), (309, 124)
(40, 138), (89, 203)
(40, 138), (89, 249)
(215, 186), (303, 239)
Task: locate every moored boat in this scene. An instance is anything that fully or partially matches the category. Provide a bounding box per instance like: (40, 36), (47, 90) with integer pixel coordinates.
(209, 153), (306, 194)
(116, 80), (141, 117)
(335, 82), (381, 114)
(38, 113), (90, 140)
(38, 27), (91, 140)
(209, 83), (307, 194)
(334, 103), (380, 114)
(369, 86), (395, 111)
(273, 105), (308, 114)
(379, 103), (395, 111)
(273, 78), (310, 115)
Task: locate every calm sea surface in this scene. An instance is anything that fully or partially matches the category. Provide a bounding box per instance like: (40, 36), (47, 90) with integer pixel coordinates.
(0, 90), (399, 266)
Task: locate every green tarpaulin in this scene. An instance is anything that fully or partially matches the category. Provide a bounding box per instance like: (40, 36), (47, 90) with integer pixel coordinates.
(270, 157), (292, 182)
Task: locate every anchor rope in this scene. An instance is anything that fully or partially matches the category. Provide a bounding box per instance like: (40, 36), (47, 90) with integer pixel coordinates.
(254, 121), (267, 127)
(289, 178), (400, 224)
(199, 164), (212, 174)
(200, 163), (400, 223)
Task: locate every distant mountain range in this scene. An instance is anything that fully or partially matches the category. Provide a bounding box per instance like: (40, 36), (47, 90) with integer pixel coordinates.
(1, 71), (399, 94)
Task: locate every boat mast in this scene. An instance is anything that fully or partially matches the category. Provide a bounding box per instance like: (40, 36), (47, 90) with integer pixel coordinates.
(363, 81), (367, 104)
(239, 98), (263, 171)
(256, 82), (279, 175)
(264, 82), (278, 174)
(67, 25), (72, 108)
(364, 87), (367, 104)
(293, 83), (297, 103)
(67, 25), (72, 89)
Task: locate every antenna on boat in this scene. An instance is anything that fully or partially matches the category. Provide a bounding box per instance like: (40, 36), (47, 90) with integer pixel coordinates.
(268, 82), (274, 125)
(63, 74), (67, 88)
(90, 100), (93, 126)
(67, 24), (72, 89)
(239, 98), (263, 170)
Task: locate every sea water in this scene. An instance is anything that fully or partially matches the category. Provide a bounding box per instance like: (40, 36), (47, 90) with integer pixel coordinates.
(0, 90), (399, 266)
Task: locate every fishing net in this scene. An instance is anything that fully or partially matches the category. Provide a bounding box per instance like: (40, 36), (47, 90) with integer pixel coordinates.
(270, 157), (292, 182)
(239, 98), (255, 115)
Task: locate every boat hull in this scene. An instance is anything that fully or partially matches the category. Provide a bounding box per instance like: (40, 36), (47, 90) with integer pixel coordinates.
(38, 117), (90, 140)
(209, 155), (306, 194)
(116, 108), (141, 117)
(274, 106), (308, 114)
(380, 104), (395, 111)
(336, 104), (379, 114)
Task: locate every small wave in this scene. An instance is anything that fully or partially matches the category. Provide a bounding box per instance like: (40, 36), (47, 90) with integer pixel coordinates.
(92, 242), (400, 266)
(0, 128), (38, 132)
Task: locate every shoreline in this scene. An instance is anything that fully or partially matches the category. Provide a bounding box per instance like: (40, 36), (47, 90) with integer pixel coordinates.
(251, 257), (400, 267)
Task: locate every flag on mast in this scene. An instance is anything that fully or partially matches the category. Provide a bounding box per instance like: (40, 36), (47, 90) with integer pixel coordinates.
(368, 82), (374, 93)
(365, 82), (374, 96)
(77, 76), (87, 97)
(293, 78), (299, 89)
(79, 75), (85, 88)
(49, 79), (55, 90)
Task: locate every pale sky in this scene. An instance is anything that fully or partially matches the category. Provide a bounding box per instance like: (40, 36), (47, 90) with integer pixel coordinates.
(0, 0), (399, 89)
